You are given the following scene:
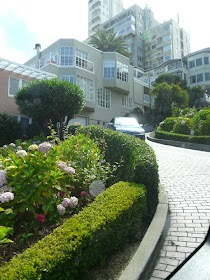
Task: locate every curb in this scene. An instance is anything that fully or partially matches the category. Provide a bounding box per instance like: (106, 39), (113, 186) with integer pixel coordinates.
(118, 184), (170, 280)
(147, 132), (210, 152)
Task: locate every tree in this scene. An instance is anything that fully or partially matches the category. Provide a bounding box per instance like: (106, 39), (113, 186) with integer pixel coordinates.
(88, 28), (130, 58)
(155, 73), (188, 90)
(15, 79), (85, 138)
(188, 86), (204, 108)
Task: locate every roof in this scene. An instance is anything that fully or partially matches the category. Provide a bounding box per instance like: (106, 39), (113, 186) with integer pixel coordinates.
(0, 57), (56, 80)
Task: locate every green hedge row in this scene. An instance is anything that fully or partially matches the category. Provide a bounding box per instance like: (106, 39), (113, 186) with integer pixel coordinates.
(70, 125), (159, 216)
(155, 129), (210, 145)
(0, 182), (146, 280)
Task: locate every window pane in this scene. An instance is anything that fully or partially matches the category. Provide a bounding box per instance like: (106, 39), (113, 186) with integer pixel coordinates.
(9, 77), (19, 96)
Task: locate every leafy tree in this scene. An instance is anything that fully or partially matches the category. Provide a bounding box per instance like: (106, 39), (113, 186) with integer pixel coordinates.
(88, 28), (130, 58)
(15, 79), (85, 138)
(171, 84), (189, 109)
(155, 73), (188, 90)
(188, 86), (204, 108)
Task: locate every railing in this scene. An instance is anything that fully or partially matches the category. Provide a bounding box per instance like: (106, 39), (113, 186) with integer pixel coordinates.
(30, 53), (94, 73)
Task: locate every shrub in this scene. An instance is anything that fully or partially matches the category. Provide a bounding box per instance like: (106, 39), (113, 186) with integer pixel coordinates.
(155, 130), (210, 145)
(25, 122), (43, 139)
(71, 125), (159, 216)
(0, 113), (23, 147)
(158, 117), (179, 132)
(0, 182), (147, 280)
(173, 117), (191, 135)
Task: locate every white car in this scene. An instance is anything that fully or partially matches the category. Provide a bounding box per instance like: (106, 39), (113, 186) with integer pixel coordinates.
(108, 117), (145, 140)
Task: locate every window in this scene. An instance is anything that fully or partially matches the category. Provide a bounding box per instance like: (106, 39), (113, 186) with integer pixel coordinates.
(204, 57), (209, 65)
(197, 73), (203, 82)
(163, 34), (171, 42)
(104, 60), (115, 79)
(196, 58), (202, 67)
(163, 45), (172, 52)
(61, 75), (74, 84)
(205, 73), (210, 81)
(163, 55), (171, 62)
(76, 76), (94, 102)
(162, 24), (171, 32)
(97, 88), (111, 109)
(190, 75), (196, 84)
(60, 47), (74, 66)
(122, 96), (133, 108)
(8, 77), (30, 97)
(189, 60), (195, 68)
(117, 61), (129, 82)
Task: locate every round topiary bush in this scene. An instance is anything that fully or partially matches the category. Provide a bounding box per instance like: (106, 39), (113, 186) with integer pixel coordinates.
(0, 113), (23, 146)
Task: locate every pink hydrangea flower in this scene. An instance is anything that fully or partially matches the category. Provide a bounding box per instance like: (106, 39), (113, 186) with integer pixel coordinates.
(66, 187), (72, 191)
(0, 192), (14, 203)
(36, 214), (45, 222)
(57, 204), (66, 215)
(38, 142), (52, 154)
(9, 143), (16, 147)
(81, 191), (88, 197)
(0, 169), (7, 186)
(69, 196), (78, 208)
(61, 198), (71, 208)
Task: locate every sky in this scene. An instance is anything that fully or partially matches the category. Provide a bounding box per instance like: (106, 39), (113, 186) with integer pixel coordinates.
(1, 0), (210, 64)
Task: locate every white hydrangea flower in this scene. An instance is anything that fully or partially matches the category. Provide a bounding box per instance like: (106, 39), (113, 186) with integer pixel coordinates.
(38, 142), (52, 154)
(28, 144), (38, 151)
(0, 169), (7, 186)
(69, 196), (78, 208)
(0, 192), (14, 203)
(16, 150), (28, 157)
(57, 204), (66, 215)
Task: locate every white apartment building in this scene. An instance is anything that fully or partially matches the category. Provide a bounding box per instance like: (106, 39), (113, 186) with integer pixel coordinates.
(144, 19), (191, 71)
(88, 0), (124, 37)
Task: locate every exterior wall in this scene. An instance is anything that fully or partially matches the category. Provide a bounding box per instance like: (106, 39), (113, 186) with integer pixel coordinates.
(0, 71), (35, 117)
(144, 19), (191, 71)
(88, 0), (124, 37)
(25, 39), (147, 127)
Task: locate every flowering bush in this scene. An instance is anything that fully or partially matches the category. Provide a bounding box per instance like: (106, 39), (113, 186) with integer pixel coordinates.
(172, 117), (191, 135)
(158, 117), (179, 132)
(0, 133), (112, 238)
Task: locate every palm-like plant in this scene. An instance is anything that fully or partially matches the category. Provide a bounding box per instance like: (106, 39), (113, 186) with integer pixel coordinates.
(88, 28), (130, 58)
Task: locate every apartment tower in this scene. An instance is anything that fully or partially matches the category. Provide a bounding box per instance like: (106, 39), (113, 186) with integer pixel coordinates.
(88, 0), (124, 37)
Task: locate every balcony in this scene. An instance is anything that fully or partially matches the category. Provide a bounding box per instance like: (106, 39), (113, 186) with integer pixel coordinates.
(30, 52), (94, 73)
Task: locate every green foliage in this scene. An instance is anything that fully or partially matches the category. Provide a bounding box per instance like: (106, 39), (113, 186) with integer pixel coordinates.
(0, 113), (23, 147)
(15, 78), (85, 138)
(0, 182), (147, 280)
(0, 225), (14, 245)
(72, 125), (159, 216)
(155, 130), (210, 145)
(88, 28), (130, 58)
(25, 122), (43, 139)
(55, 133), (115, 196)
(188, 86), (204, 108)
(158, 117), (179, 132)
(154, 73), (188, 90)
(193, 108), (210, 136)
(173, 118), (191, 135)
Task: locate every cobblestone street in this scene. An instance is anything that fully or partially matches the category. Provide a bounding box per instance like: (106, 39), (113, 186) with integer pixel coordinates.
(146, 140), (210, 280)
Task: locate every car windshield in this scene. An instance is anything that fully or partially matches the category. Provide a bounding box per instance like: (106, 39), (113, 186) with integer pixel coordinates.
(114, 118), (139, 127)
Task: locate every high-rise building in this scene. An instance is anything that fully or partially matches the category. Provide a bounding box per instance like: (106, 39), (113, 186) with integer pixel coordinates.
(99, 5), (190, 71)
(88, 0), (124, 37)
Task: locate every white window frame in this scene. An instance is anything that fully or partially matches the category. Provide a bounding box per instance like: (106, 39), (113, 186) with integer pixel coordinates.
(8, 76), (30, 97)
(97, 88), (111, 109)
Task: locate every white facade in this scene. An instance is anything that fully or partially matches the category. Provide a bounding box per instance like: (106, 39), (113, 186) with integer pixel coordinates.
(88, 0), (124, 37)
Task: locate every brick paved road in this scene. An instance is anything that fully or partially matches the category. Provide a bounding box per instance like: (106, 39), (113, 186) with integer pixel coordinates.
(146, 140), (210, 280)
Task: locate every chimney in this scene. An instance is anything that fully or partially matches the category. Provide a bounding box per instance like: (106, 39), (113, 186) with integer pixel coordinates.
(35, 43), (41, 59)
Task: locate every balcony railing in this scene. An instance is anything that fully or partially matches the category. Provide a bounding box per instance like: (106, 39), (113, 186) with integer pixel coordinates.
(30, 52), (94, 73)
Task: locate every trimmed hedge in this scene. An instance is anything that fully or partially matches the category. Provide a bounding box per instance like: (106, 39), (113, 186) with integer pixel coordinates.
(0, 182), (146, 280)
(70, 125), (159, 216)
(155, 129), (210, 145)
